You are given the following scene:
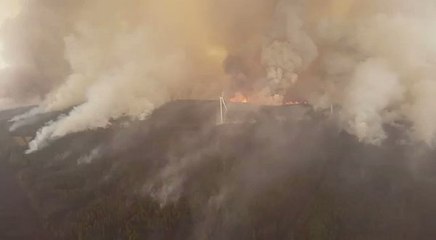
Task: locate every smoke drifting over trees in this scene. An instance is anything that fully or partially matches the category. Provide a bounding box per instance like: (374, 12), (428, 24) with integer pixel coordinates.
(2, 0), (436, 149)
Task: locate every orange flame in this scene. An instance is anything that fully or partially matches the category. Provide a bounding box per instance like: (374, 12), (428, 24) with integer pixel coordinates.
(229, 92), (308, 106)
(284, 100), (309, 105)
(230, 92), (249, 103)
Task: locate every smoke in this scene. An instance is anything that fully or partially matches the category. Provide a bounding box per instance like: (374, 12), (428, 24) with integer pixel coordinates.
(0, 0), (436, 150)
(0, 0), (81, 106)
(262, 0), (317, 98)
(314, 0), (436, 145)
(0, 0), (21, 65)
(21, 0), (279, 152)
(77, 146), (102, 165)
(340, 58), (404, 144)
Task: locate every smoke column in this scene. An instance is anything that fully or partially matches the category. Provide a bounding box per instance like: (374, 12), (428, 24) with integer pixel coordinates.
(0, 0), (21, 68)
(0, 0), (22, 109)
(1, 0), (436, 151)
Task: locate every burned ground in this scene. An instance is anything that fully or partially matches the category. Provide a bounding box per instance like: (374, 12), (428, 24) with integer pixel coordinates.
(1, 101), (436, 240)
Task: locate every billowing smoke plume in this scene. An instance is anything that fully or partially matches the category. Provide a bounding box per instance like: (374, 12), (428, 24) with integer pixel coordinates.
(0, 0), (81, 108)
(2, 0), (436, 150)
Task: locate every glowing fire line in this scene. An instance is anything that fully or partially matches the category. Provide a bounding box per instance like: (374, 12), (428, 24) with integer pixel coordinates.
(229, 92), (308, 106)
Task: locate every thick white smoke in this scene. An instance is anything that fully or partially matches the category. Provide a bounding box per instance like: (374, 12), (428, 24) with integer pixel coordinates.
(23, 0), (277, 152)
(2, 0), (436, 150)
(313, 0), (436, 145)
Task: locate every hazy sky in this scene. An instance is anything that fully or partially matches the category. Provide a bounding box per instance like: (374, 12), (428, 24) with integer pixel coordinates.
(0, 0), (21, 68)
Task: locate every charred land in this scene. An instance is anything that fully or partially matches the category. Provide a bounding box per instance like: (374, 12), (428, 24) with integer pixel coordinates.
(1, 101), (436, 240)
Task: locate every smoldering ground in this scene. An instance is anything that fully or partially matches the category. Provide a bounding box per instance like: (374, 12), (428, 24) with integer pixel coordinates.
(4, 101), (436, 239)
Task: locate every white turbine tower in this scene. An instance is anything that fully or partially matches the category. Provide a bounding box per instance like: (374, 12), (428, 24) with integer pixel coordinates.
(219, 93), (228, 125)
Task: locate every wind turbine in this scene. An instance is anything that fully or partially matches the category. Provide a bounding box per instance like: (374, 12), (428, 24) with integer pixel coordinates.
(219, 92), (228, 124)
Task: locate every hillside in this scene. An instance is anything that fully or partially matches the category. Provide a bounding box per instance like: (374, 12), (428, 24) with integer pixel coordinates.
(1, 101), (436, 240)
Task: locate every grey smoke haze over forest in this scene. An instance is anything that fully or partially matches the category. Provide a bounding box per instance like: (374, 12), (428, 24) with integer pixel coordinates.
(1, 0), (436, 151)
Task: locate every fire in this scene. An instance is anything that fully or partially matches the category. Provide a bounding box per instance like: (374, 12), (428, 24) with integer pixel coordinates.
(230, 92), (249, 103)
(229, 92), (308, 106)
(284, 99), (309, 105)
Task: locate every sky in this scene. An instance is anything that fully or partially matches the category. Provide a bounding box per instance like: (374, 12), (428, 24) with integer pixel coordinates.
(0, 0), (21, 69)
